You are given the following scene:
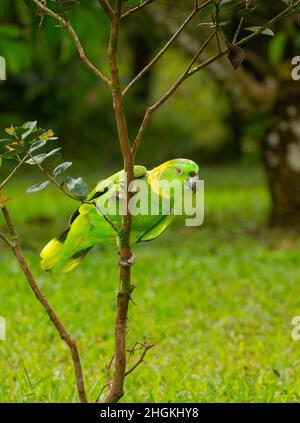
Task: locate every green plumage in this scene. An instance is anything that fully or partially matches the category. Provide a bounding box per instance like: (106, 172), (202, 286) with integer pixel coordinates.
(40, 158), (199, 273)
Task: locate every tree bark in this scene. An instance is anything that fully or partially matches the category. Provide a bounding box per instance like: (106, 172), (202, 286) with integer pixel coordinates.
(104, 0), (134, 403)
(263, 81), (300, 228)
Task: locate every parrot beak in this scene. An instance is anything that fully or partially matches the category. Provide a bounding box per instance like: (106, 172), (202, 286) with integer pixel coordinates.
(185, 172), (199, 193)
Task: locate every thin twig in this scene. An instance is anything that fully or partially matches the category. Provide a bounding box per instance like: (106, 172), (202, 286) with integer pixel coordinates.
(27, 151), (120, 233)
(0, 155), (29, 191)
(187, 2), (298, 78)
(125, 342), (154, 376)
(95, 354), (115, 402)
(26, 150), (79, 201)
(132, 30), (216, 156)
(28, 152), (119, 234)
(132, 1), (300, 153)
(121, 0), (154, 20)
(31, 0), (111, 87)
(122, 0), (213, 96)
(0, 229), (12, 248)
(98, 0), (114, 21)
(1, 206), (88, 403)
(89, 200), (119, 233)
(233, 16), (244, 44)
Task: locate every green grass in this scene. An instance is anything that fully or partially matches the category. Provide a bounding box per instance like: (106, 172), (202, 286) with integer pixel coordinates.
(1, 165), (300, 402)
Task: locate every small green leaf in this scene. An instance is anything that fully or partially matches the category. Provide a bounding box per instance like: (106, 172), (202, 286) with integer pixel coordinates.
(21, 121), (37, 140)
(244, 27), (274, 37)
(26, 153), (48, 165)
(25, 148), (61, 165)
(26, 181), (50, 194)
(66, 176), (89, 198)
(45, 147), (61, 158)
(1, 149), (21, 159)
(13, 127), (27, 140)
(29, 139), (47, 153)
(24, 129), (46, 145)
(53, 161), (73, 178)
(0, 140), (17, 155)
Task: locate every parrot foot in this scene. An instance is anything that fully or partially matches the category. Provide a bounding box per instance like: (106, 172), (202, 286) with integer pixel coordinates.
(119, 255), (135, 267)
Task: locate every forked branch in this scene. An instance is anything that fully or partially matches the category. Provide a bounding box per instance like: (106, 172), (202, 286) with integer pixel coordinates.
(98, 0), (114, 21)
(132, 30), (217, 156)
(95, 354), (115, 402)
(122, 0), (213, 96)
(121, 0), (154, 21)
(125, 342), (155, 376)
(132, 1), (300, 155)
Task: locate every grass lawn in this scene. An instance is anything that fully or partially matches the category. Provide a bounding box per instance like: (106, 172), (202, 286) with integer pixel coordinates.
(1, 164), (300, 402)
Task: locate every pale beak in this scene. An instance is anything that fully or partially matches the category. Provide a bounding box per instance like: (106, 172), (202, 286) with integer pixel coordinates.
(185, 174), (199, 193)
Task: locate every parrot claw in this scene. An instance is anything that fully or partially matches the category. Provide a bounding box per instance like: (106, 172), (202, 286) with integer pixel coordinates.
(119, 255), (135, 267)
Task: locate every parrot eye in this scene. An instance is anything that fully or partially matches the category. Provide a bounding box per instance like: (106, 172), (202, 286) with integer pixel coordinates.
(175, 167), (183, 175)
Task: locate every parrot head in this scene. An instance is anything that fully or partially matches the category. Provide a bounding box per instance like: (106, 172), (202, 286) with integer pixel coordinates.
(148, 158), (199, 195)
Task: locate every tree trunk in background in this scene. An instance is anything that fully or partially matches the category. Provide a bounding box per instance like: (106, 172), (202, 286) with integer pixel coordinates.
(223, 105), (244, 160)
(263, 82), (300, 228)
(126, 19), (156, 131)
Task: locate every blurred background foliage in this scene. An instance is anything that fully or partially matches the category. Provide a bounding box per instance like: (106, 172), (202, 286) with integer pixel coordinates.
(2, 0), (300, 403)
(0, 0), (239, 168)
(1, 0), (300, 223)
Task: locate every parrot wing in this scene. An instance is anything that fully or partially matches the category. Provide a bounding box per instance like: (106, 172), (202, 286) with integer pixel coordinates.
(41, 166), (148, 273)
(138, 214), (174, 242)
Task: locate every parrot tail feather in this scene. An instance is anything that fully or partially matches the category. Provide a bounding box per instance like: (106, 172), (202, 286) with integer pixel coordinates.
(41, 227), (93, 273)
(53, 248), (92, 273)
(40, 229), (69, 273)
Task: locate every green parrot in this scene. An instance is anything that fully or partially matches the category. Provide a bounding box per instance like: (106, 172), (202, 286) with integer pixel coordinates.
(40, 158), (199, 273)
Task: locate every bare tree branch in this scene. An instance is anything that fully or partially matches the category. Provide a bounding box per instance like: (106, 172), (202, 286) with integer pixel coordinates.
(0, 229), (12, 248)
(25, 0), (300, 405)
(122, 0), (213, 97)
(132, 1), (300, 153)
(132, 30), (216, 156)
(121, 0), (154, 20)
(233, 16), (244, 44)
(188, 3), (298, 78)
(1, 206), (88, 403)
(125, 342), (154, 376)
(31, 0), (111, 87)
(98, 0), (114, 21)
(104, 0), (135, 404)
(95, 354), (115, 402)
